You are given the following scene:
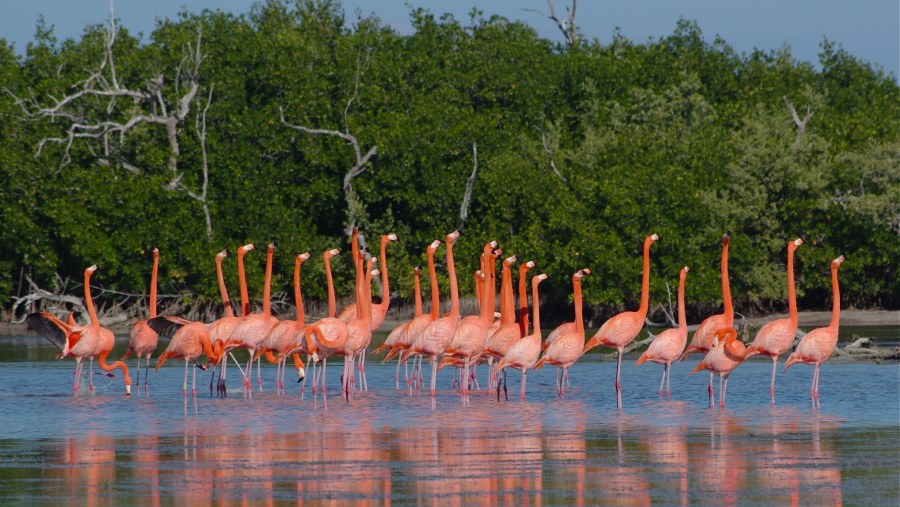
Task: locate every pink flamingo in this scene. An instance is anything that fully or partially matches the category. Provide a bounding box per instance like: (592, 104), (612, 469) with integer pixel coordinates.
(691, 327), (747, 408)
(225, 243), (279, 398)
(534, 268), (591, 396)
(260, 252), (316, 395)
(495, 273), (548, 400)
(680, 234), (732, 406)
(385, 240), (441, 389)
(338, 233), (397, 330)
(636, 266), (689, 397)
(341, 246), (376, 400)
(744, 238), (804, 404)
(443, 242), (499, 395)
(482, 255), (522, 388)
(150, 316), (219, 396)
(304, 248), (350, 395)
(402, 231), (461, 397)
(376, 265), (421, 389)
(120, 248), (159, 396)
(122, 248), (159, 395)
(583, 233), (658, 409)
(27, 265), (132, 396)
(784, 255), (844, 408)
(206, 247), (248, 397)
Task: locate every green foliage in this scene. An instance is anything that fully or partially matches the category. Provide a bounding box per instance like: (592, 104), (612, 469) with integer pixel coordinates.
(1, 2), (897, 320)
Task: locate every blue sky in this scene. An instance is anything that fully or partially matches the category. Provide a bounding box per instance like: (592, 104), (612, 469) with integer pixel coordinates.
(3, 0), (898, 79)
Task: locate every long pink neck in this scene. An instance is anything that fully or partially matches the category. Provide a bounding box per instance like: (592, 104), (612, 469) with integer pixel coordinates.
(377, 237), (391, 313)
(637, 238), (653, 317)
(481, 248), (495, 324)
(518, 264), (531, 336)
(362, 258), (374, 327)
(787, 245), (798, 326)
(500, 261), (514, 325)
(149, 251), (158, 319)
(325, 253), (336, 318)
(828, 264), (841, 330)
(447, 239), (459, 318)
(413, 268), (422, 317)
(84, 269), (99, 329)
(531, 278), (542, 336)
(216, 256), (234, 318)
(573, 277), (584, 334)
(294, 258), (305, 323)
(262, 245), (274, 317)
(237, 249), (250, 316)
(677, 270), (687, 330)
(721, 239), (733, 322)
(428, 248), (439, 319)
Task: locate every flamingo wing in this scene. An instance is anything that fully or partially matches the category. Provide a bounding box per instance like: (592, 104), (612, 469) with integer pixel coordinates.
(26, 312), (71, 352)
(148, 316), (188, 339)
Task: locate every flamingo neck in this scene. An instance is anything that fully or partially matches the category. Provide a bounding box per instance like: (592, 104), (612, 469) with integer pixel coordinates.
(518, 264), (531, 336)
(531, 279), (542, 336)
(447, 241), (459, 318)
(262, 246), (274, 317)
(413, 269), (422, 317)
(216, 257), (234, 318)
(149, 252), (158, 319)
(98, 349), (132, 389)
(428, 248), (440, 319)
(573, 279), (584, 334)
(677, 272), (687, 330)
(721, 240), (733, 321)
(237, 250), (250, 316)
(787, 245), (798, 326)
(84, 269), (99, 329)
(362, 259), (375, 327)
(325, 255), (336, 318)
(378, 237), (390, 312)
(638, 239), (653, 317)
(500, 262), (514, 325)
(294, 259), (305, 323)
(828, 265), (841, 330)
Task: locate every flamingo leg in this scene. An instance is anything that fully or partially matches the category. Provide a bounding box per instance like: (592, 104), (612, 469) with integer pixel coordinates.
(88, 358), (95, 394)
(182, 360), (189, 397)
(520, 369), (527, 401)
(769, 356), (778, 404)
(665, 363), (672, 397)
(430, 355), (438, 397)
(722, 375), (730, 409)
(708, 371), (714, 408)
(191, 360), (198, 396)
(144, 356), (152, 395)
(658, 366), (666, 397)
(134, 358), (142, 394)
(73, 359), (84, 397)
(256, 355), (263, 391)
(615, 350), (623, 410)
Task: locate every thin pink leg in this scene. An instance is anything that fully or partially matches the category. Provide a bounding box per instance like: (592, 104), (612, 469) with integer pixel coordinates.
(769, 357), (777, 404)
(708, 372), (714, 408)
(182, 360), (189, 397)
(615, 351), (623, 410)
(520, 370), (527, 401)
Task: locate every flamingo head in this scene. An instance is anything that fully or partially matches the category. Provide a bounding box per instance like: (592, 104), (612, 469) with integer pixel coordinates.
(790, 238), (804, 251)
(298, 252), (311, 263)
(525, 260), (536, 269)
(427, 240), (441, 252)
(833, 255), (845, 267)
(152, 247), (159, 258)
(649, 233), (659, 243)
(414, 266), (421, 274)
(215, 250), (228, 262)
(446, 231), (460, 243)
(682, 266), (690, 275)
(386, 233), (398, 242)
(533, 273), (548, 286)
(325, 248), (340, 260)
(504, 255), (517, 266)
(722, 233), (730, 246)
(86, 265), (98, 274)
(239, 244), (255, 255)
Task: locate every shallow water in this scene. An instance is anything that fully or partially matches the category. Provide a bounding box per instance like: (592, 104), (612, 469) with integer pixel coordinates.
(0, 334), (898, 505)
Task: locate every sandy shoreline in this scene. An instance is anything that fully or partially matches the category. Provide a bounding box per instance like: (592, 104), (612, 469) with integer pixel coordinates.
(2, 309), (896, 337)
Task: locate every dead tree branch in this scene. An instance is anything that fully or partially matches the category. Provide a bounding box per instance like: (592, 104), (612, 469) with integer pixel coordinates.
(7, 2), (214, 237)
(783, 95), (813, 149)
(279, 50), (376, 249)
(541, 128), (568, 184)
(459, 141), (478, 231)
(526, 0), (579, 47)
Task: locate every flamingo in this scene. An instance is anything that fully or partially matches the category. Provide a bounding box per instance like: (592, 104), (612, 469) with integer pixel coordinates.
(338, 233), (398, 330)
(385, 240), (441, 390)
(260, 252), (316, 395)
(691, 327), (747, 408)
(636, 266), (689, 397)
(442, 242), (499, 395)
(225, 243), (279, 398)
(583, 233), (659, 409)
(784, 256), (845, 408)
(402, 230), (461, 397)
(482, 255), (523, 389)
(341, 247), (377, 400)
(744, 238), (804, 404)
(375, 265), (421, 389)
(207, 246), (250, 397)
(495, 273), (548, 401)
(304, 248), (350, 395)
(26, 265), (132, 396)
(680, 234), (733, 407)
(533, 268), (591, 396)
(150, 316), (218, 396)
(122, 247), (159, 395)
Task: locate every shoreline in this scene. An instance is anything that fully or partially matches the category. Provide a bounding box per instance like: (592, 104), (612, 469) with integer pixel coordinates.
(1, 309), (896, 337)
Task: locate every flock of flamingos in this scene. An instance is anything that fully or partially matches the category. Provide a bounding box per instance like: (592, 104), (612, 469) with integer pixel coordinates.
(26, 229), (846, 410)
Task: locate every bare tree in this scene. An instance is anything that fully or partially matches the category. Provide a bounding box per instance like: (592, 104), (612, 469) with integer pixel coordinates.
(458, 142), (478, 230)
(783, 95), (813, 149)
(280, 50), (377, 249)
(526, 1), (579, 47)
(540, 125), (568, 184)
(7, 2), (215, 238)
